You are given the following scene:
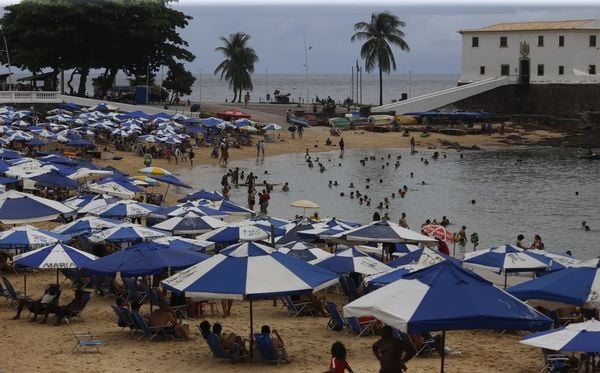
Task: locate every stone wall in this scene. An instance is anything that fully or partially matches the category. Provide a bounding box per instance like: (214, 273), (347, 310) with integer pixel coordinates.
(452, 84), (600, 118)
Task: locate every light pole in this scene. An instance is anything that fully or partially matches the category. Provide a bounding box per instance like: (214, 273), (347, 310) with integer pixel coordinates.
(198, 68), (202, 106)
(265, 68), (268, 102)
(304, 38), (312, 110)
(409, 70), (412, 98)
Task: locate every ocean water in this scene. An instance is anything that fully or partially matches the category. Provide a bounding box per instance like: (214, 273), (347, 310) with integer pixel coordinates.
(177, 147), (600, 260)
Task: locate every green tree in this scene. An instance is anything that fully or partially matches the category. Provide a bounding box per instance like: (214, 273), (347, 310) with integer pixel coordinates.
(162, 62), (196, 103)
(214, 32), (258, 103)
(351, 12), (410, 106)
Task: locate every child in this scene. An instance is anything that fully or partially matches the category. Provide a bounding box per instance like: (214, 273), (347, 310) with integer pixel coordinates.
(325, 342), (354, 373)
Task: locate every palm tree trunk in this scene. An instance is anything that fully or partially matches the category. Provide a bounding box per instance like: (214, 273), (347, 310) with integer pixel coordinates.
(379, 64), (383, 106)
(232, 87), (237, 103)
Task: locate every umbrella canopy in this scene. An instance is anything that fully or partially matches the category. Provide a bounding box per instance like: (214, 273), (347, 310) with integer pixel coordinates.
(152, 202), (227, 218)
(13, 243), (97, 269)
(138, 167), (172, 176)
(82, 242), (208, 277)
(314, 247), (391, 275)
(421, 225), (454, 243)
(30, 170), (79, 189)
(88, 178), (144, 199)
(520, 320), (600, 353)
(152, 212), (226, 235)
(334, 220), (438, 245)
(216, 200), (255, 215)
(153, 236), (214, 252)
(388, 247), (459, 268)
(196, 222), (270, 244)
(290, 200), (320, 209)
(277, 241), (333, 264)
(0, 225), (69, 250)
(344, 261), (552, 334)
(64, 194), (118, 214)
(53, 216), (121, 237)
(363, 265), (415, 289)
(263, 123), (282, 131)
(88, 223), (168, 243)
(178, 190), (223, 202)
(153, 175), (192, 189)
(0, 190), (75, 224)
(275, 222), (321, 245)
(463, 245), (550, 274)
(508, 265), (600, 308)
(89, 200), (160, 219)
(162, 242), (338, 300)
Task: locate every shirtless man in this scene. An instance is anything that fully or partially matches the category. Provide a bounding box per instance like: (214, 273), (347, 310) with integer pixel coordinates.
(149, 303), (191, 340)
(398, 213), (409, 229)
(372, 326), (416, 373)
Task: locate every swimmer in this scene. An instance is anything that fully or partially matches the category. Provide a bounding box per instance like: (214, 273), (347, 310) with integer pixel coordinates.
(334, 181), (338, 186)
(366, 200), (371, 206)
(359, 198), (363, 205)
(366, 178), (370, 183)
(350, 192), (355, 199)
(264, 170), (268, 174)
(377, 202), (383, 209)
(379, 178), (383, 183)
(349, 183), (355, 188)
(366, 185), (370, 189)
(391, 193), (395, 198)
(340, 192), (345, 197)
(403, 185), (408, 192)
(410, 172), (414, 178)
(384, 197), (389, 204)
(328, 180), (332, 188)
(422, 181), (426, 185)
(471, 199), (476, 204)
(385, 205), (389, 209)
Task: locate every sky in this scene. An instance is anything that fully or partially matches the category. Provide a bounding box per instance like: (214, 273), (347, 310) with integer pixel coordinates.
(170, 1), (600, 75)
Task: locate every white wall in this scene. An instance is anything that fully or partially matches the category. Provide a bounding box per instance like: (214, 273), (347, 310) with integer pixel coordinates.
(459, 30), (600, 84)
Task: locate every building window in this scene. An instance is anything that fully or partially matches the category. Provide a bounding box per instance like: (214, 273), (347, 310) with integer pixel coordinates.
(537, 64), (544, 76)
(480, 66), (485, 75)
(500, 36), (507, 48)
(559, 35), (564, 47)
(472, 37), (479, 47)
(589, 65), (596, 75)
(538, 35), (544, 47)
(500, 64), (510, 76)
(558, 65), (564, 75)
(590, 35), (597, 47)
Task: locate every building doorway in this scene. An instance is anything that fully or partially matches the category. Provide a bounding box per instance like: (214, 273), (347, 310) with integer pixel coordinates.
(519, 58), (530, 84)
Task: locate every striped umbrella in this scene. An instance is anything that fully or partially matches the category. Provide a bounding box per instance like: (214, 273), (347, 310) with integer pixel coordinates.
(88, 223), (168, 243)
(521, 320), (600, 353)
(314, 247), (391, 275)
(0, 190), (75, 224)
(277, 241), (333, 264)
(153, 236), (215, 252)
(152, 212), (227, 235)
(88, 200), (160, 219)
(0, 225), (69, 250)
(138, 167), (172, 176)
(53, 216), (121, 237)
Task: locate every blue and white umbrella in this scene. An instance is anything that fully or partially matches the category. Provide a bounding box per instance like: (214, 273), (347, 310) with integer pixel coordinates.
(178, 189), (223, 202)
(152, 202), (227, 218)
(0, 225), (69, 250)
(314, 247), (391, 275)
(88, 178), (144, 199)
(13, 243), (97, 269)
(152, 212), (227, 235)
(219, 241), (276, 257)
(508, 263), (600, 308)
(215, 199), (255, 215)
(363, 265), (415, 289)
(277, 241), (333, 264)
(196, 222), (270, 244)
(463, 245), (550, 273)
(262, 123), (282, 131)
(153, 236), (215, 252)
(88, 223), (168, 243)
(388, 247), (458, 268)
(88, 200), (160, 219)
(521, 319), (600, 353)
(0, 190), (75, 224)
(53, 216), (121, 237)
(333, 220), (438, 245)
(64, 194), (118, 214)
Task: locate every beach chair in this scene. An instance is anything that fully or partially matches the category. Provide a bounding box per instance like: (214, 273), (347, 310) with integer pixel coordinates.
(123, 277), (145, 304)
(254, 333), (288, 366)
(88, 275), (114, 298)
(205, 333), (248, 361)
(65, 317), (102, 353)
(326, 302), (347, 335)
(2, 276), (25, 305)
(344, 277), (361, 302)
(540, 349), (570, 373)
(0, 281), (9, 303)
(61, 269), (89, 289)
(346, 316), (378, 337)
(281, 296), (314, 317)
(131, 312), (172, 341)
(110, 304), (136, 332)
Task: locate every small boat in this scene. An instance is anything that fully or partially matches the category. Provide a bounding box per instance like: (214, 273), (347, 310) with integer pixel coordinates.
(368, 114), (395, 126)
(439, 128), (467, 136)
(577, 153), (600, 160)
(216, 109), (251, 120)
(328, 117), (350, 128)
(288, 115), (309, 127)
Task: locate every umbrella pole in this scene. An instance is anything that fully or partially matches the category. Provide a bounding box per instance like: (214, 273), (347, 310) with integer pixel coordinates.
(23, 273), (27, 296)
(163, 184), (171, 206)
(504, 272), (508, 289)
(56, 269), (59, 285)
(440, 331), (446, 373)
(249, 299), (254, 358)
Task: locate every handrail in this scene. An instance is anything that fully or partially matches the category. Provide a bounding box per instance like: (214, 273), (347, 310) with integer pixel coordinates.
(0, 91), (61, 103)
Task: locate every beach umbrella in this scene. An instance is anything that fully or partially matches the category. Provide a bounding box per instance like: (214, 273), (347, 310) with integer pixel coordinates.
(178, 190), (223, 202)
(52, 216), (121, 237)
(152, 212), (227, 235)
(275, 222), (322, 245)
(527, 249), (582, 272)
(388, 247), (459, 268)
(138, 134), (164, 143)
(25, 138), (47, 147)
(13, 242), (98, 280)
(219, 241), (276, 256)
(132, 175), (160, 186)
(216, 199), (255, 215)
(314, 247), (391, 275)
(153, 236), (215, 252)
(152, 202), (227, 218)
(363, 265), (415, 289)
(138, 167), (172, 176)
(277, 241), (333, 264)
(152, 175), (192, 189)
(199, 117), (223, 127)
(263, 123), (282, 131)
(67, 168), (113, 180)
(82, 242), (207, 277)
(421, 225), (454, 243)
(0, 176), (19, 185)
(290, 199), (320, 217)
(0, 225), (69, 250)
(88, 179), (142, 199)
(29, 170), (79, 189)
(249, 215), (291, 229)
(333, 220), (438, 245)
(344, 261), (553, 373)
(0, 148), (22, 160)
(507, 263), (600, 308)
(0, 190), (75, 224)
(196, 221), (270, 244)
(463, 245), (550, 288)
(88, 200), (160, 219)
(162, 241), (338, 354)
(87, 223), (168, 243)
(521, 319), (600, 353)
(65, 194), (118, 214)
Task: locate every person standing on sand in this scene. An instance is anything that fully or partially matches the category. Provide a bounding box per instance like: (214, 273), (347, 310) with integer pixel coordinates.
(339, 137), (345, 156)
(174, 147), (181, 164)
(458, 226), (467, 248)
(260, 140), (266, 158)
(372, 325), (416, 373)
(189, 148), (195, 166)
(244, 92), (250, 107)
(410, 137), (416, 153)
(248, 187), (256, 210)
(256, 140), (261, 157)
(166, 147), (172, 164)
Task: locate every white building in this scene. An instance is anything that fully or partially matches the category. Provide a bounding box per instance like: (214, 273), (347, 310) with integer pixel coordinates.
(459, 19), (600, 84)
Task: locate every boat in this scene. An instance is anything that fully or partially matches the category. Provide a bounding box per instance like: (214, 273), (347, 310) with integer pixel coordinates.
(328, 117), (350, 128)
(216, 109), (251, 120)
(395, 115), (417, 125)
(288, 115), (309, 127)
(439, 128), (467, 136)
(368, 114), (395, 126)
(577, 153), (600, 160)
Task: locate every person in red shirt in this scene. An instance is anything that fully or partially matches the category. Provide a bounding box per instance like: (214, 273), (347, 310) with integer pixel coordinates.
(437, 238), (450, 256)
(325, 341), (354, 373)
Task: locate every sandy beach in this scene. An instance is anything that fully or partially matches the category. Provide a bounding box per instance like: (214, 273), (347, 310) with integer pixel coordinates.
(0, 103), (569, 373)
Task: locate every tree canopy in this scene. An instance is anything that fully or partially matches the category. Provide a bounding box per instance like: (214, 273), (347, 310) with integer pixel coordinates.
(0, 0), (195, 96)
(162, 62), (196, 103)
(214, 32), (258, 103)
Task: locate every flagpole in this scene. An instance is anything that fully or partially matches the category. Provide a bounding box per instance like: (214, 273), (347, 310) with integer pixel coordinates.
(351, 66), (354, 107)
(304, 37), (310, 111)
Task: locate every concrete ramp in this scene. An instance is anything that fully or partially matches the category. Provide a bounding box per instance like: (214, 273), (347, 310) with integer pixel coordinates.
(56, 94), (184, 115)
(374, 76), (509, 114)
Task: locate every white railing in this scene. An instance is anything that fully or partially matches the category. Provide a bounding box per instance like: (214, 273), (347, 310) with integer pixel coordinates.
(0, 91), (61, 103)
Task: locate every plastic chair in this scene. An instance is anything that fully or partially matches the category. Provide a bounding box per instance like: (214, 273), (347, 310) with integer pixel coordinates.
(2, 276), (25, 305)
(281, 296), (313, 317)
(65, 317), (102, 353)
(254, 333), (288, 366)
(540, 349), (570, 373)
(326, 301), (347, 335)
(206, 333), (245, 361)
(64, 291), (92, 322)
(346, 316), (378, 337)
(131, 312), (172, 341)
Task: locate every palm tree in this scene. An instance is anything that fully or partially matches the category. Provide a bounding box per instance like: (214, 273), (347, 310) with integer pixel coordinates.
(351, 12), (410, 106)
(214, 32), (259, 103)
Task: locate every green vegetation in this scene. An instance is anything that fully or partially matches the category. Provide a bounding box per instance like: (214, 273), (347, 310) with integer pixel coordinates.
(214, 32), (259, 103)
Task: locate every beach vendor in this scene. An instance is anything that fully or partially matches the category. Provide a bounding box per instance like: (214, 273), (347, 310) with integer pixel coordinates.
(143, 152), (153, 167)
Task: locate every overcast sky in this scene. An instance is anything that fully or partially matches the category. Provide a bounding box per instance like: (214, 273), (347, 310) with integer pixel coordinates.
(171, 1), (600, 75)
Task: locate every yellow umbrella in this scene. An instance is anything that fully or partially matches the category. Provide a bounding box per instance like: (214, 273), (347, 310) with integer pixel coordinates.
(138, 167), (172, 176)
(290, 200), (320, 217)
(239, 125), (258, 133)
(396, 115), (417, 125)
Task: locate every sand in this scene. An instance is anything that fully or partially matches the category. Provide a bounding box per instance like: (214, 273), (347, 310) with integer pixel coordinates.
(0, 103), (566, 373)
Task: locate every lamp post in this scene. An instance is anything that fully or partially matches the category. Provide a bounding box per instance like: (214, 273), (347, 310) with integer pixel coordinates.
(409, 70), (412, 98)
(265, 68), (268, 102)
(198, 68), (202, 106)
(304, 38), (312, 110)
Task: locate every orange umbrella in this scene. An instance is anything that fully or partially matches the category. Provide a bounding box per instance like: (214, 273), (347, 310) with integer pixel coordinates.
(421, 225), (454, 243)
